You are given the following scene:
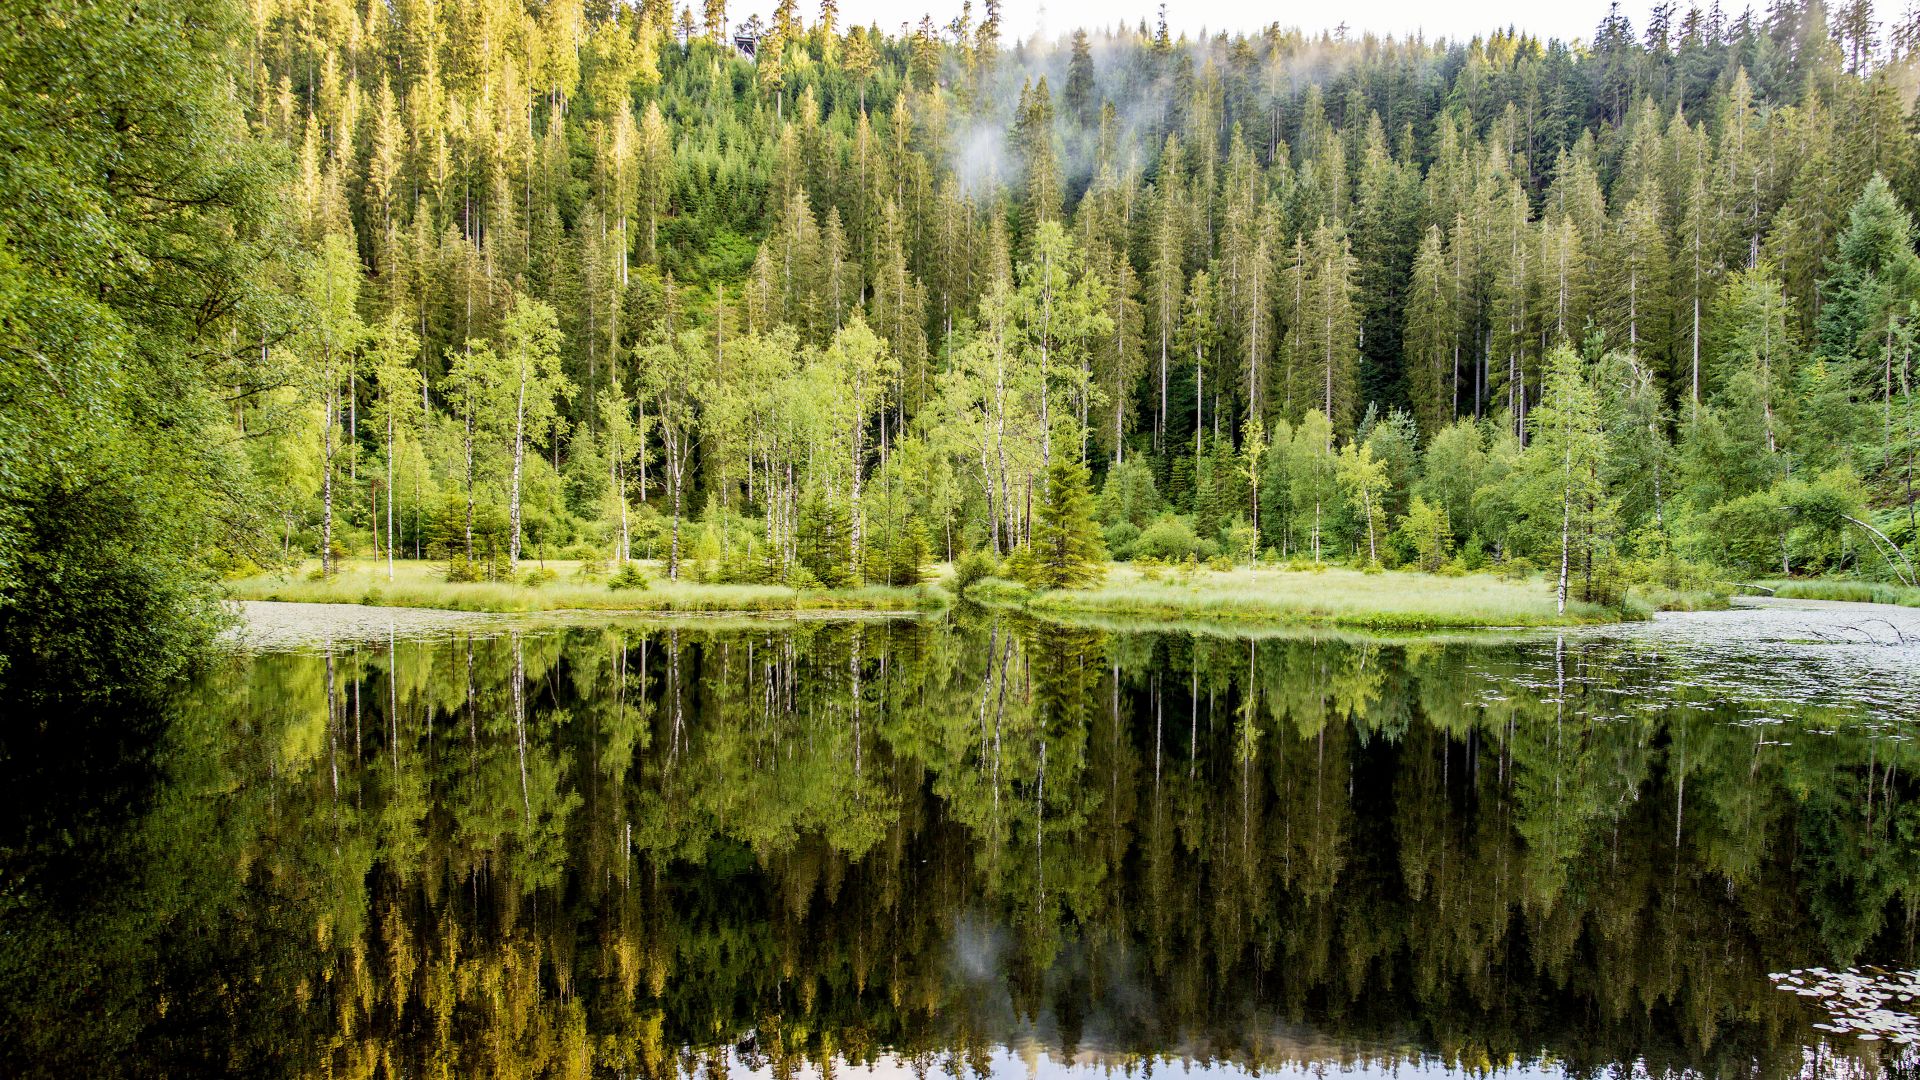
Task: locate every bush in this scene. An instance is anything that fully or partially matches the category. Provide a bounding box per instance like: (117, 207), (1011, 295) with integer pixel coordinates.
(1223, 522), (1258, 563)
(1104, 520), (1142, 560)
(608, 563), (650, 591)
(573, 554), (607, 577)
(522, 567), (558, 588)
(1206, 554), (1235, 572)
(1133, 515), (1203, 562)
(950, 549), (998, 595)
(785, 564), (822, 589)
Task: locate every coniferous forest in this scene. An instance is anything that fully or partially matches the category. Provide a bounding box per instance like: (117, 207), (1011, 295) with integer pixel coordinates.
(12, 0), (1920, 667)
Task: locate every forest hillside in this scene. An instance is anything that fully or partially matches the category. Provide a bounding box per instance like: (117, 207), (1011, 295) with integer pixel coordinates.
(8, 0), (1920, 673)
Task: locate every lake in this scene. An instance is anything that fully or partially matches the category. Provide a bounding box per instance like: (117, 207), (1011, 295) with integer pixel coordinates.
(6, 600), (1920, 1078)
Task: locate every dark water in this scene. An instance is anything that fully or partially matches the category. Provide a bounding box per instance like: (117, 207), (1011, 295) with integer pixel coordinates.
(6, 604), (1920, 1078)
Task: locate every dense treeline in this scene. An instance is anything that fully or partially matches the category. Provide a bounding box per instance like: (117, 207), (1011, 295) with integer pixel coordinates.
(239, 0), (1920, 602)
(13, 0), (1920, 652)
(7, 620), (1913, 1075)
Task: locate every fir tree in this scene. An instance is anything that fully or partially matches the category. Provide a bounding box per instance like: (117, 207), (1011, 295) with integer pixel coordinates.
(1017, 439), (1105, 588)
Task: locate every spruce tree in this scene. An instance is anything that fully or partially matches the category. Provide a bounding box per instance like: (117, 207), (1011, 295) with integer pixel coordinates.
(1018, 441), (1105, 588)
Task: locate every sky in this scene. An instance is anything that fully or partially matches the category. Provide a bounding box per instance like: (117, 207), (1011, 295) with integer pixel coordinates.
(810, 0), (1649, 46)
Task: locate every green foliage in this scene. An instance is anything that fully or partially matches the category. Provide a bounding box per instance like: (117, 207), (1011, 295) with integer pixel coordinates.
(0, 0), (276, 687)
(1016, 449), (1105, 589)
(27, 0), (1920, 642)
(1103, 520), (1142, 560)
(1132, 515), (1204, 562)
(1398, 496), (1454, 573)
(949, 549), (998, 595)
(1098, 458), (1162, 529)
(607, 563), (651, 591)
(863, 517), (930, 587)
(797, 489), (856, 588)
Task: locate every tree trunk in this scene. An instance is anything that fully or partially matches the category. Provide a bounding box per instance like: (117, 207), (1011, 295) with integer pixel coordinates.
(509, 362), (528, 567)
(322, 381), (335, 576)
(850, 380), (865, 572)
(385, 414), (396, 582)
(669, 458), (684, 581)
(463, 415), (476, 560)
(1557, 442), (1573, 615)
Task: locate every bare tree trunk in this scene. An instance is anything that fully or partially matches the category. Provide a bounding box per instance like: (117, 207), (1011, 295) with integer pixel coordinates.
(669, 453), (684, 580)
(463, 415), (475, 560)
(322, 380), (336, 576)
(386, 414), (396, 582)
(509, 361), (528, 567)
(1557, 440), (1573, 615)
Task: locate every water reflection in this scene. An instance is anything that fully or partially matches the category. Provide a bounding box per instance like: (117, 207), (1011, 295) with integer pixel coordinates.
(6, 611), (1920, 1079)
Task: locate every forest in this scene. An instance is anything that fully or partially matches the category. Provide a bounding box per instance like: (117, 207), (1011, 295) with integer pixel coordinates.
(11, 0), (1920, 671)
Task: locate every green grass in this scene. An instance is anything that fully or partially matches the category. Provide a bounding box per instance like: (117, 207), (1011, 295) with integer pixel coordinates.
(1757, 578), (1920, 607)
(228, 558), (946, 615)
(969, 563), (1661, 630)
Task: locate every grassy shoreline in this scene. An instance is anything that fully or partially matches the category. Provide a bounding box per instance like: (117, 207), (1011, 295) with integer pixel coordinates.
(967, 564), (1724, 631)
(228, 557), (1761, 631)
(1757, 578), (1920, 607)
(227, 559), (945, 615)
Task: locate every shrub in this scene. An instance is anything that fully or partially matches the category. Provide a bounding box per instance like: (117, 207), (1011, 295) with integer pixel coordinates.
(608, 563), (650, 591)
(785, 564), (822, 589)
(573, 554), (607, 577)
(1133, 515), (1203, 562)
(949, 549), (998, 595)
(1223, 521), (1258, 563)
(1206, 554), (1235, 572)
(522, 567), (558, 588)
(1104, 520), (1142, 560)
(445, 555), (483, 583)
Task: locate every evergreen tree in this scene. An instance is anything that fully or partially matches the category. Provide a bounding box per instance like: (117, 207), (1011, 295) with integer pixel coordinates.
(1016, 439), (1105, 588)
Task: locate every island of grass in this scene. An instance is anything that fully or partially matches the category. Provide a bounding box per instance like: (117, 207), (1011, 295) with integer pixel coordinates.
(227, 558), (945, 615)
(966, 563), (1730, 631)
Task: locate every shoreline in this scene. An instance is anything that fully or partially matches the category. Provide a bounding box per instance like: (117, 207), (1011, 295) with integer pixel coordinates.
(230, 558), (1732, 635)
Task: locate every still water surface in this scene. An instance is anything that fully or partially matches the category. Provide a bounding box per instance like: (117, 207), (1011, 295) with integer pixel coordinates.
(8, 600), (1920, 1078)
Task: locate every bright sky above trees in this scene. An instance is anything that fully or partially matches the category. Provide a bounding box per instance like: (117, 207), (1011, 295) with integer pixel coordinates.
(794, 0), (1819, 45)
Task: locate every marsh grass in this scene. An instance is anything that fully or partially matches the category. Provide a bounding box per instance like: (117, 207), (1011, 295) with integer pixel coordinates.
(975, 564), (1638, 629)
(229, 559), (943, 614)
(1761, 579), (1920, 607)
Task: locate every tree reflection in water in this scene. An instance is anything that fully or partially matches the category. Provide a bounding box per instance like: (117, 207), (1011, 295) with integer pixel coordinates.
(5, 614), (1918, 1079)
